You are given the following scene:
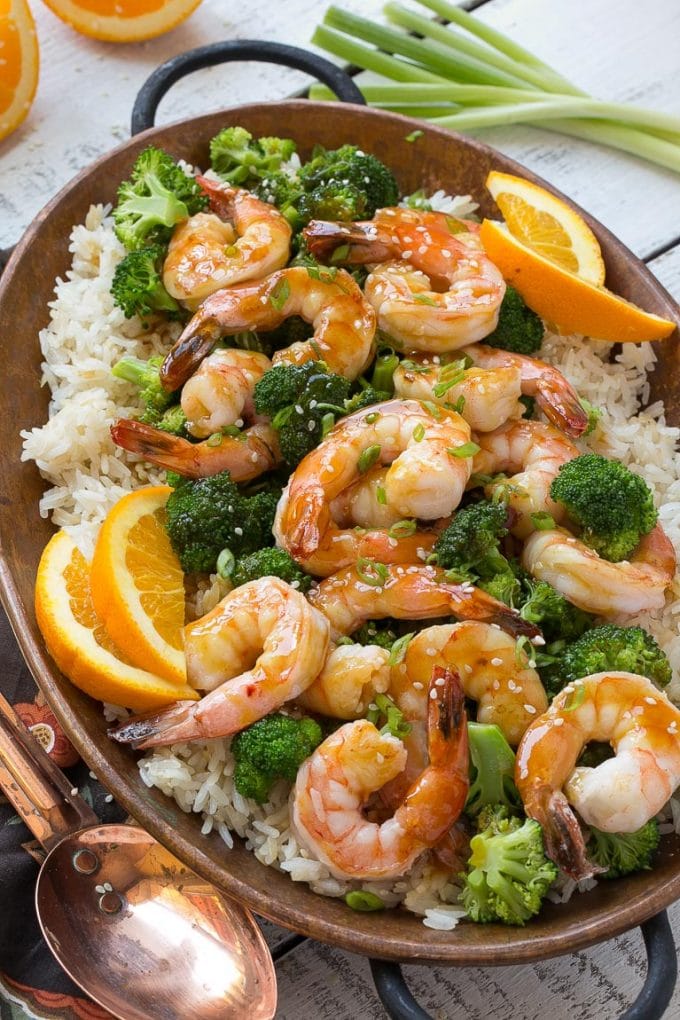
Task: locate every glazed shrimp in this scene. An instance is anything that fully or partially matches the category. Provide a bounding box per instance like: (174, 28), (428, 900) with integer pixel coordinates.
(181, 348), (272, 438)
(381, 623), (547, 807)
(462, 344), (588, 439)
(308, 563), (541, 642)
(160, 267), (376, 391)
(523, 524), (677, 616)
(163, 177), (291, 306)
(393, 353), (524, 433)
(472, 420), (579, 539)
(110, 418), (279, 481)
(297, 643), (391, 718)
(304, 208), (505, 351)
(515, 672), (680, 880)
(110, 578), (330, 749)
(329, 466), (404, 530)
(292, 667), (469, 880)
(277, 400), (473, 565)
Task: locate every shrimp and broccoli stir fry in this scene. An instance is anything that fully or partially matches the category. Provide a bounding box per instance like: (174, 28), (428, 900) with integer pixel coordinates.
(37, 128), (680, 930)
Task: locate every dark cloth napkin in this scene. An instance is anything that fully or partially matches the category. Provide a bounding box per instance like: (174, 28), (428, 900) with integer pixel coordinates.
(0, 606), (125, 1019)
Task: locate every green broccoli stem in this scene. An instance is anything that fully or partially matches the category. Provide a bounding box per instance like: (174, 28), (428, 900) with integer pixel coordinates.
(112, 355), (161, 387)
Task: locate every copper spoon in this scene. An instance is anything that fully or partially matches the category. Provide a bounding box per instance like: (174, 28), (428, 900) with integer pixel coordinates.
(0, 691), (277, 1020)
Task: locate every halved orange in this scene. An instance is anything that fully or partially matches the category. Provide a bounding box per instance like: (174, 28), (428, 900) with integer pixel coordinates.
(35, 530), (197, 711)
(0, 0), (39, 142)
(40, 0), (203, 42)
(90, 486), (187, 683)
(480, 218), (675, 343)
(486, 170), (605, 286)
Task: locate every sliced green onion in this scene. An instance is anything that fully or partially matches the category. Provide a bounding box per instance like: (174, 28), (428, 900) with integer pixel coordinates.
(216, 548), (235, 579)
(344, 890), (385, 912)
(412, 423), (426, 442)
(433, 369), (466, 398)
(531, 511), (556, 530)
(365, 411), (380, 424)
(446, 395), (466, 414)
(356, 557), (389, 586)
(405, 129), (424, 142)
(206, 432), (223, 447)
(371, 351), (400, 394)
(221, 425), (245, 440)
(330, 243), (350, 264)
(563, 683), (586, 713)
(269, 277), (290, 312)
(358, 444), (381, 473)
(376, 485), (387, 505)
(420, 399), (442, 419)
(306, 264), (338, 283)
(448, 441), (480, 458)
(413, 293), (436, 306)
(335, 635), (354, 646)
(388, 632), (414, 666)
(321, 412), (336, 438)
(515, 634), (536, 667)
(401, 359), (432, 374)
(388, 519), (417, 539)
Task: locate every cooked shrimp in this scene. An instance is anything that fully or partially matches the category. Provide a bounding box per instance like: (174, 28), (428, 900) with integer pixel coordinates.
(329, 466), (404, 530)
(515, 672), (680, 880)
(472, 420), (579, 539)
(393, 352), (524, 433)
(308, 563), (541, 642)
(278, 400), (473, 563)
(274, 485), (437, 577)
(109, 578), (330, 749)
(304, 208), (505, 351)
(462, 344), (588, 439)
(181, 348), (272, 438)
(522, 524), (676, 616)
(160, 267), (376, 391)
(163, 178), (291, 307)
(292, 666), (469, 880)
(297, 643), (391, 718)
(110, 418), (279, 481)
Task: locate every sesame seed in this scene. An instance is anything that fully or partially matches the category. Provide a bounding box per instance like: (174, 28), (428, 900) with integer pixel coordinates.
(492, 680), (500, 690)
(524, 704), (537, 714)
(413, 681), (424, 690)
(491, 657), (503, 667)
(435, 676), (446, 686)
(508, 680), (517, 692)
(668, 723), (678, 733)
(426, 647), (436, 657)
(295, 404), (304, 414)
(430, 689), (438, 700)
(464, 664), (473, 674)
(70, 787), (78, 797)
(309, 399), (318, 409)
(554, 717), (565, 727)
(235, 418), (244, 428)
(531, 635), (546, 646)
(441, 249), (452, 257)
(104, 794), (114, 803)
(368, 703), (378, 712)
(402, 250), (413, 259)
(234, 526), (243, 536)
(377, 752), (384, 763)
(644, 696), (657, 705)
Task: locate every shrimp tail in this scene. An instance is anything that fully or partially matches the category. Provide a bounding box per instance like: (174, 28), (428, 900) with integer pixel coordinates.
(445, 582), (541, 641)
(303, 220), (393, 265)
(535, 381), (589, 439)
(429, 666), (467, 764)
(111, 419), (188, 467)
(287, 488), (333, 558)
(536, 786), (604, 881)
(161, 310), (223, 391)
(108, 700), (200, 750)
(195, 174), (236, 219)
(433, 820), (472, 871)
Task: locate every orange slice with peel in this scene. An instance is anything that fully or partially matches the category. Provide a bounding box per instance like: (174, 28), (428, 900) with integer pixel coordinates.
(480, 219), (675, 343)
(35, 530), (197, 712)
(91, 486), (187, 684)
(0, 0), (39, 142)
(40, 0), (203, 42)
(486, 170), (605, 286)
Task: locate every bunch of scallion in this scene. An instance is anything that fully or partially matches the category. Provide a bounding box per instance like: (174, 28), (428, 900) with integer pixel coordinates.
(310, 0), (680, 173)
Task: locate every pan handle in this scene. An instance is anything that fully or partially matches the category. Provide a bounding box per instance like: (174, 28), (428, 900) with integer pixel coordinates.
(369, 910), (677, 1020)
(131, 40), (366, 136)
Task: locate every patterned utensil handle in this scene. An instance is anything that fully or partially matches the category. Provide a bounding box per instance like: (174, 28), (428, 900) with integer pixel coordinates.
(0, 691), (98, 850)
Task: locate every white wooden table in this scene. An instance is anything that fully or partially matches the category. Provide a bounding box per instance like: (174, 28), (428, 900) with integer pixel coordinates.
(1, 0), (679, 1017)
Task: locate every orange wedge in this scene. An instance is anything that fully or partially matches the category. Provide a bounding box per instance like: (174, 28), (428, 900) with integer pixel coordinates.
(486, 170), (605, 286)
(0, 0), (39, 142)
(35, 530), (197, 712)
(40, 0), (203, 42)
(480, 219), (676, 343)
(90, 486), (187, 683)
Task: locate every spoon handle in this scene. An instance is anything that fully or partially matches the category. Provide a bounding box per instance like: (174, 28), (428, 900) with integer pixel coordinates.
(0, 691), (98, 850)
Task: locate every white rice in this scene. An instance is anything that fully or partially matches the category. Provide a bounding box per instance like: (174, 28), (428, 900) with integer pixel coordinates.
(21, 202), (680, 925)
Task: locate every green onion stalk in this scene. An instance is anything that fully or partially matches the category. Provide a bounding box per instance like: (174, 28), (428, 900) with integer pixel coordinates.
(310, 2), (680, 173)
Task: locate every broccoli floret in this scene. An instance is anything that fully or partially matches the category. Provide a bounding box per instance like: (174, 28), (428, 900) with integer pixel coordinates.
(587, 820), (660, 879)
(231, 547), (313, 593)
(112, 354), (176, 418)
(110, 245), (182, 321)
(557, 624), (671, 689)
(478, 571), (523, 607)
(550, 454), (657, 562)
(518, 578), (594, 644)
(484, 284), (544, 355)
(350, 620), (399, 650)
(113, 146), (206, 251)
(465, 724), (521, 817)
(433, 500), (511, 581)
(152, 405), (188, 436)
(366, 693), (411, 739)
(209, 126), (296, 185)
(231, 712), (323, 803)
(254, 362), (351, 467)
(460, 806), (557, 925)
(343, 386), (390, 414)
(297, 143), (399, 222)
(165, 471), (280, 574)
